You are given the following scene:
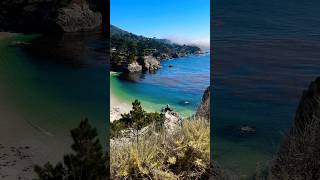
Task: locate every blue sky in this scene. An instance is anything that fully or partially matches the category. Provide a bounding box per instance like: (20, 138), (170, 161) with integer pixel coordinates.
(111, 0), (210, 47)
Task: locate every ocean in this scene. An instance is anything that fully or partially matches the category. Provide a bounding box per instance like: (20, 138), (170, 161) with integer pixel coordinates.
(212, 0), (320, 176)
(111, 54), (210, 117)
(0, 32), (107, 153)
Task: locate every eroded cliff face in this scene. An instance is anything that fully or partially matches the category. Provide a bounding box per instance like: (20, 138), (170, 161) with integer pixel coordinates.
(196, 86), (210, 119)
(55, 2), (101, 32)
(271, 77), (320, 179)
(0, 0), (102, 33)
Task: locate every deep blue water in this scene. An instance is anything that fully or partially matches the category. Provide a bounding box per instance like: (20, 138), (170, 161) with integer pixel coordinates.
(212, 0), (320, 176)
(112, 54), (210, 117)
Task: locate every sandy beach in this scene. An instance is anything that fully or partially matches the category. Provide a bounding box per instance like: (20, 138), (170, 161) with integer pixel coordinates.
(0, 88), (72, 179)
(0, 32), (71, 179)
(110, 72), (131, 122)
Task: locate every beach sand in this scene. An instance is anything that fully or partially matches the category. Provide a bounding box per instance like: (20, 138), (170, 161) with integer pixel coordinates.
(0, 32), (71, 179)
(0, 89), (72, 179)
(110, 72), (131, 122)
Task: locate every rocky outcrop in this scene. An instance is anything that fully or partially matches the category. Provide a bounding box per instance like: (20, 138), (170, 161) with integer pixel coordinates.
(143, 56), (161, 71)
(270, 77), (320, 179)
(196, 87), (210, 119)
(0, 0), (102, 33)
(164, 111), (182, 132)
(127, 61), (142, 72)
(55, 2), (101, 32)
(160, 53), (170, 60)
(240, 125), (256, 134)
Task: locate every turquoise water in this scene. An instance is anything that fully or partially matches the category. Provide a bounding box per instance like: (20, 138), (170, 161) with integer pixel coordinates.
(111, 54), (210, 117)
(0, 33), (107, 147)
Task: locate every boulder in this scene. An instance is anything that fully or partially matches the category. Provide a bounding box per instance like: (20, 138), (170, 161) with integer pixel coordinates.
(240, 125), (256, 134)
(178, 100), (190, 106)
(171, 52), (179, 58)
(161, 104), (173, 113)
(127, 61), (142, 72)
(164, 111), (181, 132)
(143, 56), (161, 71)
(160, 53), (170, 60)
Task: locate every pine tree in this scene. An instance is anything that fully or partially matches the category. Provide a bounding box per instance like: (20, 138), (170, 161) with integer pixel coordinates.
(34, 118), (107, 180)
(111, 99), (166, 139)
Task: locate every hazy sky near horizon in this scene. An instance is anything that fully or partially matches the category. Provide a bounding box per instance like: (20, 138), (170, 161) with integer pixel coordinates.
(111, 0), (210, 47)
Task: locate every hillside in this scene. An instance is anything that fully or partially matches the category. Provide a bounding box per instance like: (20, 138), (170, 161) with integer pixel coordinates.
(110, 25), (202, 72)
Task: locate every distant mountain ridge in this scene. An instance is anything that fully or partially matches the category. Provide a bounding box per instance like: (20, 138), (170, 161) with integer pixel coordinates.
(110, 25), (132, 37)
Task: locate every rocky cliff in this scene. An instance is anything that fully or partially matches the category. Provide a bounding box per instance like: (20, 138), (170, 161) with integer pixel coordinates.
(196, 86), (210, 119)
(55, 2), (101, 32)
(0, 0), (102, 33)
(143, 56), (162, 71)
(270, 77), (320, 179)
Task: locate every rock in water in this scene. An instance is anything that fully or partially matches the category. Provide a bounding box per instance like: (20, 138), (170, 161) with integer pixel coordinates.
(127, 61), (142, 72)
(271, 77), (320, 179)
(240, 125), (256, 134)
(178, 100), (190, 106)
(56, 3), (102, 32)
(196, 86), (210, 119)
(143, 56), (161, 71)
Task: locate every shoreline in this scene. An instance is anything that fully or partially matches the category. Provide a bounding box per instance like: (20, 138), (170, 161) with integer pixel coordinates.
(110, 72), (131, 122)
(0, 33), (71, 179)
(0, 86), (70, 179)
(109, 54), (211, 120)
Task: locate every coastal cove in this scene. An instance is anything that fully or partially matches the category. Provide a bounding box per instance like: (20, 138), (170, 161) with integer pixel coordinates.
(110, 54), (210, 121)
(0, 33), (107, 167)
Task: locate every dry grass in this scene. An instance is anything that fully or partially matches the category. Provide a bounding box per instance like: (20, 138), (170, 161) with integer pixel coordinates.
(270, 77), (320, 180)
(110, 118), (210, 179)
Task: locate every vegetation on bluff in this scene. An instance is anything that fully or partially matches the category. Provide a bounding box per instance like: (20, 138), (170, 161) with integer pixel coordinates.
(111, 100), (165, 138)
(110, 100), (210, 179)
(110, 25), (202, 70)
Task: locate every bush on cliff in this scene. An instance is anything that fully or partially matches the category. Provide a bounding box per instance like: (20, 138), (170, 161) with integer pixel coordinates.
(110, 111), (210, 179)
(110, 100), (165, 138)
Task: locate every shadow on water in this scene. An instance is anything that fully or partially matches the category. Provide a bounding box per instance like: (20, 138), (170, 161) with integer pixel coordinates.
(24, 30), (107, 68)
(5, 31), (108, 147)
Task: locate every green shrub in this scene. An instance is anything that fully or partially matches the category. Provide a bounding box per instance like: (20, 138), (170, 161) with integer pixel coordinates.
(110, 100), (165, 138)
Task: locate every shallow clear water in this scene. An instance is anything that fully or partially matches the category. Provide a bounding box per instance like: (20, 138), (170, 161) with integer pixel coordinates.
(0, 33), (107, 148)
(212, 0), (320, 177)
(111, 54), (210, 117)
